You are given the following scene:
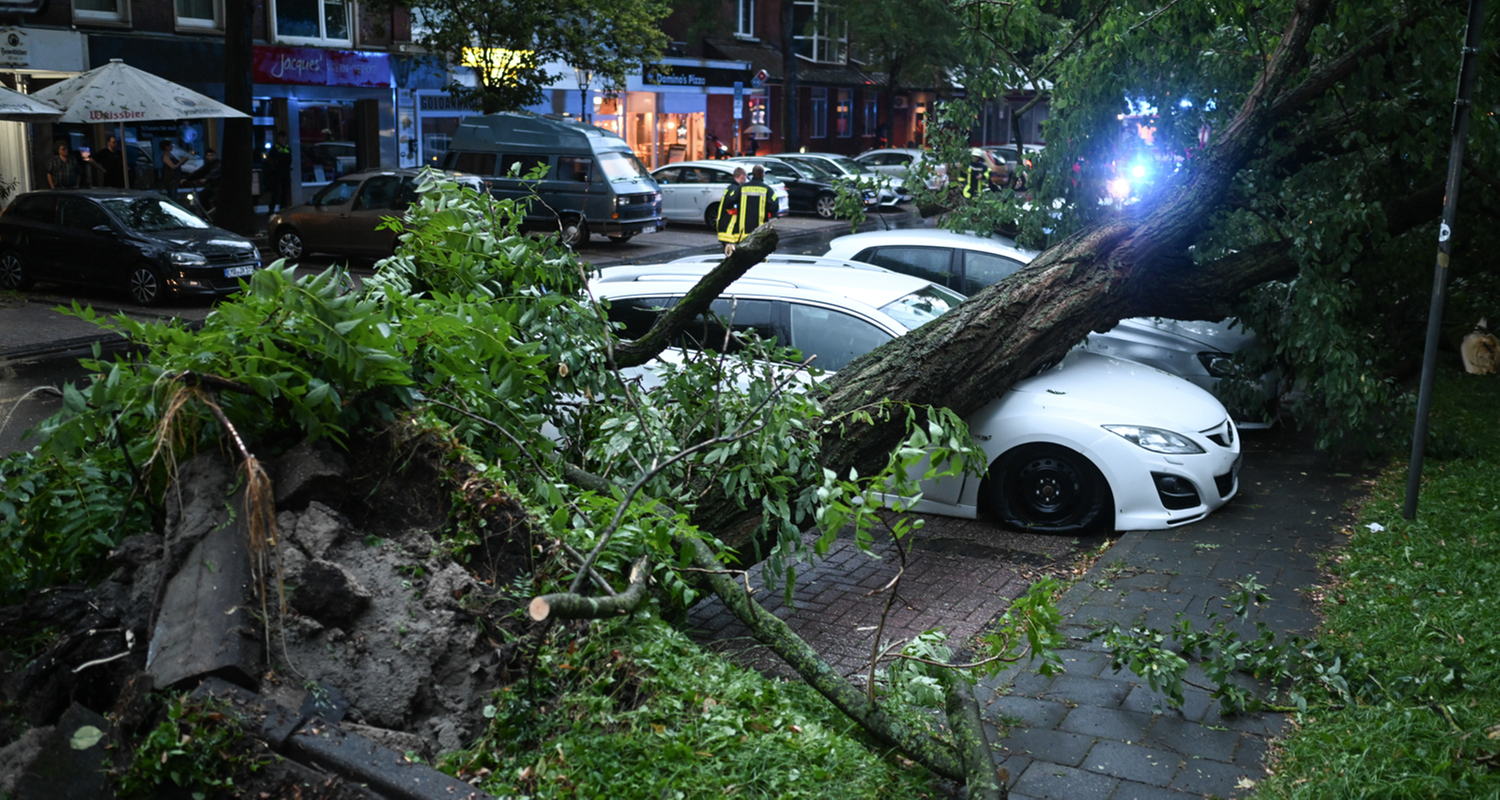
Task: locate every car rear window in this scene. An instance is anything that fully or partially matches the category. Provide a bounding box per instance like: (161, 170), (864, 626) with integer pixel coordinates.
(879, 284), (965, 332)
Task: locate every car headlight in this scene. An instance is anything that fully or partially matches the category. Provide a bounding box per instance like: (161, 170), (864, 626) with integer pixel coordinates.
(1103, 425), (1205, 454)
(1197, 352), (1238, 378)
(169, 251), (208, 266)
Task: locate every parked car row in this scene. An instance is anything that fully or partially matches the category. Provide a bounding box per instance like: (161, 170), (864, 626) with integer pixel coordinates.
(819, 228), (1279, 426)
(0, 189), (261, 306)
(592, 256), (1242, 533)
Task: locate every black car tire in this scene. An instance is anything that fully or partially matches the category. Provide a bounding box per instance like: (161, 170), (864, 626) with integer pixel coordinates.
(275, 229), (304, 261)
(128, 264), (166, 307)
(0, 251), (33, 291)
(607, 233), (635, 244)
(814, 192), (838, 219)
(704, 203), (719, 229)
(985, 443), (1112, 534)
(560, 216), (589, 248)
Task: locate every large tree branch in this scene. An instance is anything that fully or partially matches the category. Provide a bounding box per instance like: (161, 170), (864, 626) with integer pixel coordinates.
(612, 226), (779, 369)
(822, 0), (1333, 481)
(677, 533), (968, 781)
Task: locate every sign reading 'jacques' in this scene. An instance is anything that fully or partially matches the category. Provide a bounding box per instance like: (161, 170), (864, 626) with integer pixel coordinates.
(252, 45), (393, 88)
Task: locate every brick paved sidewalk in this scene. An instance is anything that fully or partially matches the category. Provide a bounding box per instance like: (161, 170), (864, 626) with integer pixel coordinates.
(690, 428), (1367, 800)
(687, 516), (1085, 683)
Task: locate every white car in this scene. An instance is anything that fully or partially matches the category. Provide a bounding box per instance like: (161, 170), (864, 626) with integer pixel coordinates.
(855, 147), (944, 192)
(649, 160), (791, 228)
(591, 255), (1242, 533)
(773, 152), (912, 207)
(821, 229), (1281, 426)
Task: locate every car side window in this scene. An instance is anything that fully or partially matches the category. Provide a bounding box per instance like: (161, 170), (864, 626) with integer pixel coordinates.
(961, 251), (1028, 294)
(393, 177), (420, 210)
(59, 198), (112, 231)
(352, 176), (402, 211)
(8, 196), (56, 223)
(605, 296), (675, 340)
(862, 246), (956, 289)
(311, 179), (360, 207)
(451, 152), (496, 175)
(683, 299), (778, 354)
(788, 303), (893, 372)
(500, 153), (550, 179)
(653, 168), (681, 184)
(558, 156), (593, 183)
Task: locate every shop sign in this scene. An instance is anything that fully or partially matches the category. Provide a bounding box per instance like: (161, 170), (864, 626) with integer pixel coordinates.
(0, 28), (28, 67)
(643, 61), (749, 89)
(253, 45), (393, 87)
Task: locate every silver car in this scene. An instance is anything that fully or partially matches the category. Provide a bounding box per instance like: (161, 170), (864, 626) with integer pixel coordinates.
(648, 160), (791, 229)
(821, 228), (1280, 426)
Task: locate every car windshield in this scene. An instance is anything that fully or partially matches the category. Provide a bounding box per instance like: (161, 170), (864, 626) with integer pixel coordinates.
(785, 158), (837, 179)
(100, 197), (211, 232)
(879, 284), (966, 331)
(753, 161), (806, 181)
(598, 151), (652, 183)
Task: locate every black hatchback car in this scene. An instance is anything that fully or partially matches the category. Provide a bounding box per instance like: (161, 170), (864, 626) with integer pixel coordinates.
(0, 189), (262, 307)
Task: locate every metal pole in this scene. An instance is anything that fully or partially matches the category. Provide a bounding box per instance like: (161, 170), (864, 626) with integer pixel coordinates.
(1405, 0), (1486, 519)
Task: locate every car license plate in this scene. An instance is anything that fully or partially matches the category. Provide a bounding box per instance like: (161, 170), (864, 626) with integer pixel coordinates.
(225, 265), (255, 278)
(641, 223), (661, 235)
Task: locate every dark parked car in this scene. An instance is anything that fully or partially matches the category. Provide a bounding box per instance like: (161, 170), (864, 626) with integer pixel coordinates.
(269, 168), (483, 260)
(726, 156), (876, 218)
(0, 189), (262, 306)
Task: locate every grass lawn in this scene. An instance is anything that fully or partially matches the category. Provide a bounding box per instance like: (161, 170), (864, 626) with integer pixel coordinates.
(1255, 362), (1500, 798)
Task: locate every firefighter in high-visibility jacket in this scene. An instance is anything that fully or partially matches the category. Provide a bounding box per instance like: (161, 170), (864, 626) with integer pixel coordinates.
(962, 148), (988, 200)
(717, 165), (778, 254)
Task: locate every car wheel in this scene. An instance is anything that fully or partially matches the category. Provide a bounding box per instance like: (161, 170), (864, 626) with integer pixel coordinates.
(560, 216), (589, 248)
(704, 203), (719, 229)
(607, 233), (635, 244)
(0, 251), (33, 291)
(128, 264), (166, 307)
(814, 192), (838, 219)
(275, 229), (304, 261)
(986, 444), (1112, 533)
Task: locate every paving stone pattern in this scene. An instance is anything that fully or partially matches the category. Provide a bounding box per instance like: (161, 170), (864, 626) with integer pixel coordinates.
(985, 429), (1366, 799)
(688, 516), (1079, 682)
(692, 428), (1366, 800)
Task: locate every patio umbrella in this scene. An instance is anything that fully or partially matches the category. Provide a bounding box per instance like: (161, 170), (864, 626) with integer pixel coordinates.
(0, 85), (62, 123)
(744, 124), (773, 136)
(30, 58), (249, 189)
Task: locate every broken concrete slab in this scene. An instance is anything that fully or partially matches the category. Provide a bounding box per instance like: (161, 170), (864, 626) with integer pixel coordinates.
(192, 677), (494, 800)
(289, 718), (495, 800)
(291, 559), (372, 627)
(146, 476), (264, 690)
(7, 704), (115, 800)
(288, 501), (350, 560)
(272, 439), (350, 510)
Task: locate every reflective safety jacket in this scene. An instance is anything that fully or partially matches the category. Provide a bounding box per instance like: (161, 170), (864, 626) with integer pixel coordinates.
(716, 180), (777, 243)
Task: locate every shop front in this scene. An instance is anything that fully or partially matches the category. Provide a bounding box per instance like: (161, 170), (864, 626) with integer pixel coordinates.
(251, 45), (397, 204)
(1, 27), (89, 198)
(620, 57), (752, 170)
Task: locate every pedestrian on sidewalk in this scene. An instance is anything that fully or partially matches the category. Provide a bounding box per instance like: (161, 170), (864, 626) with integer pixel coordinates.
(45, 140), (82, 189)
(91, 134), (126, 188)
(159, 140), (184, 201)
(264, 130), (292, 214)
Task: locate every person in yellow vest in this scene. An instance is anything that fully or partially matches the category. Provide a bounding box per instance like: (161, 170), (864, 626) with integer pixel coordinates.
(717, 165), (778, 255)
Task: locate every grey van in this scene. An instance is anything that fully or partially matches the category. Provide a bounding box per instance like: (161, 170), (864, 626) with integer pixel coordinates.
(443, 112), (664, 247)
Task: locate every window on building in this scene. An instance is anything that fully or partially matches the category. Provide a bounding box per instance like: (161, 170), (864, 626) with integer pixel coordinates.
(836, 89), (851, 138)
(273, 0), (351, 45)
(810, 88), (827, 139)
(74, 0), (128, 23)
(176, 0), (220, 28)
(792, 0), (847, 63)
(863, 96), (878, 137)
(736, 0), (754, 39)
